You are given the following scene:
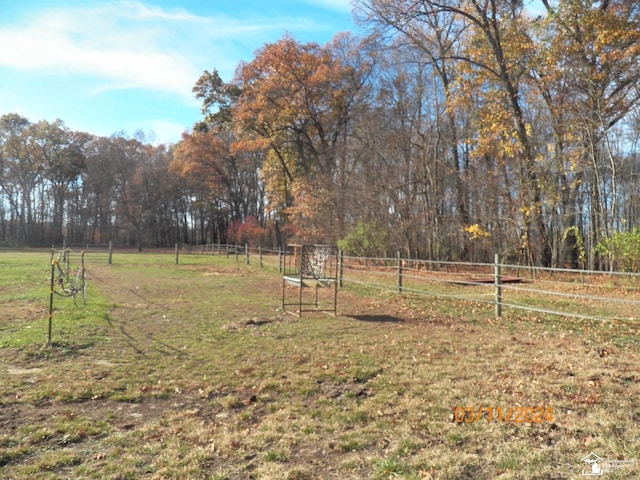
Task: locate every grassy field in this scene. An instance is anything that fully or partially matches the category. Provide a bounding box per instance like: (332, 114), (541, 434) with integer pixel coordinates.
(1, 250), (640, 479)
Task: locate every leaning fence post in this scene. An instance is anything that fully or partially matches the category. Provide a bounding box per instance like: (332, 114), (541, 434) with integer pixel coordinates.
(397, 251), (403, 294)
(494, 253), (502, 318)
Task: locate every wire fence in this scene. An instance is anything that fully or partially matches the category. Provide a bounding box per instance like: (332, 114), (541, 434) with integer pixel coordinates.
(339, 254), (640, 322)
(75, 242), (640, 323)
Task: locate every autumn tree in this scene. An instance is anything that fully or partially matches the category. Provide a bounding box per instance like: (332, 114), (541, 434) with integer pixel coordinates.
(227, 33), (372, 244)
(0, 116), (90, 245)
(357, 0), (555, 264)
(356, 0), (471, 255)
(539, 0), (640, 267)
(28, 119), (87, 244)
(82, 136), (121, 244)
(110, 135), (148, 250)
(172, 128), (265, 245)
(128, 143), (186, 247)
(0, 114), (33, 243)
(346, 40), (451, 258)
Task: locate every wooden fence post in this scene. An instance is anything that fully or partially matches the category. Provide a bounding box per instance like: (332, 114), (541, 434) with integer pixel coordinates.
(108, 240), (113, 265)
(397, 251), (403, 294)
(338, 249), (344, 288)
(175, 243), (179, 265)
(494, 253), (502, 318)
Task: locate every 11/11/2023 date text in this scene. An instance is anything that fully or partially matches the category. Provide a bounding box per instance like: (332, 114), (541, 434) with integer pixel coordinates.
(453, 406), (553, 424)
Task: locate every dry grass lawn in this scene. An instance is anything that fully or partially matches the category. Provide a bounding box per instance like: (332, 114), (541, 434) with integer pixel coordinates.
(1, 251), (639, 479)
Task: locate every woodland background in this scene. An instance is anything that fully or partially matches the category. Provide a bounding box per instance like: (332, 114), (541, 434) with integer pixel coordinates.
(1, 0), (640, 269)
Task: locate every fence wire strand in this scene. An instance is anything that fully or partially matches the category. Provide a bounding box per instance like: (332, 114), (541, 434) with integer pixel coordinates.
(178, 244), (640, 322)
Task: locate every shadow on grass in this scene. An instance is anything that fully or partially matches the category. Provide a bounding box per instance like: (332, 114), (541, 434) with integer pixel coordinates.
(348, 314), (402, 323)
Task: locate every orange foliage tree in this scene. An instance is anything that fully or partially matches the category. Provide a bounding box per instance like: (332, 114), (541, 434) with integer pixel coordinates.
(229, 33), (372, 244)
(171, 128), (265, 244)
(537, 0), (640, 267)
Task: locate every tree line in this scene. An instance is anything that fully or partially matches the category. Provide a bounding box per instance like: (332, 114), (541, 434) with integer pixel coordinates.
(2, 0), (640, 268)
(0, 114), (265, 250)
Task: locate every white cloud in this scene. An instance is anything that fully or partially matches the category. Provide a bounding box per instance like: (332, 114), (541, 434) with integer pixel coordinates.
(0, 2), (202, 101)
(0, 0), (355, 93)
(0, 0), (305, 102)
(0, 0), (355, 143)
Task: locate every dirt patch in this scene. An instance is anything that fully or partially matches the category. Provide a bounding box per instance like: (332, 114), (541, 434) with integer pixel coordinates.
(0, 397), (171, 432)
(0, 300), (46, 324)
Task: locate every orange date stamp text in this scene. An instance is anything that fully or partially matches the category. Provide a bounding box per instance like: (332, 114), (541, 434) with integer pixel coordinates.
(453, 405), (553, 424)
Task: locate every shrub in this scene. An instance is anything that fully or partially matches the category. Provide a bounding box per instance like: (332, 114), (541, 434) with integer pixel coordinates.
(338, 223), (389, 257)
(595, 227), (640, 272)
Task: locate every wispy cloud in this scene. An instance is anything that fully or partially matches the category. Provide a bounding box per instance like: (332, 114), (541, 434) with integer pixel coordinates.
(0, 0), (316, 102)
(0, 2), (201, 100)
(0, 0), (355, 143)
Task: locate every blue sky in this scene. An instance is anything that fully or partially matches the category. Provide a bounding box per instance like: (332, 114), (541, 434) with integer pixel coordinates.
(0, 0), (357, 144)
